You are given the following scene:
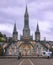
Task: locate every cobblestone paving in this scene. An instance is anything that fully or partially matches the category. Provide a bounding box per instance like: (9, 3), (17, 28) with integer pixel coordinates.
(31, 58), (53, 65)
(0, 59), (16, 65)
(0, 58), (53, 65)
(18, 59), (34, 65)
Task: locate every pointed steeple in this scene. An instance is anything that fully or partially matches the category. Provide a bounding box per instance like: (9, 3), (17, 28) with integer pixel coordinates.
(13, 22), (18, 41)
(36, 23), (39, 32)
(24, 5), (29, 28)
(35, 22), (40, 41)
(21, 4), (33, 41)
(13, 23), (17, 32)
(24, 5), (28, 17)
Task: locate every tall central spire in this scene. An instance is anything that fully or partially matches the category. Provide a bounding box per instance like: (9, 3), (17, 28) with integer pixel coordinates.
(20, 4), (33, 40)
(24, 5), (29, 28)
(24, 5), (28, 17)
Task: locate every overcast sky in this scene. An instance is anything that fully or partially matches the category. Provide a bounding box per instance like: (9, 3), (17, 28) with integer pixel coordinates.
(0, 0), (53, 41)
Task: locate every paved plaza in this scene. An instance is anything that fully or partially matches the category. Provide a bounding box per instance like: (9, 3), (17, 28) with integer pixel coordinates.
(0, 57), (53, 65)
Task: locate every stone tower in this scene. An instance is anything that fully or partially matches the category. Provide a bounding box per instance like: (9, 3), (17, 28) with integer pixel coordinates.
(20, 5), (33, 40)
(13, 23), (18, 41)
(35, 23), (40, 41)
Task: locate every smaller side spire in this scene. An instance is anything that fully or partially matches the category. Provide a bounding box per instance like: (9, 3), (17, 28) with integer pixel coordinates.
(36, 22), (39, 32)
(13, 22), (18, 41)
(35, 22), (40, 41)
(13, 23), (17, 32)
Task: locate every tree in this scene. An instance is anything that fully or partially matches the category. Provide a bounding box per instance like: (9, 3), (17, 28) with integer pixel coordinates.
(0, 45), (4, 56)
(0, 32), (3, 37)
(50, 47), (53, 56)
(0, 37), (2, 42)
(3, 34), (6, 38)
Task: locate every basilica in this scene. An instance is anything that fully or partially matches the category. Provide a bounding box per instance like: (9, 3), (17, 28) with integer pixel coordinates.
(4, 6), (52, 56)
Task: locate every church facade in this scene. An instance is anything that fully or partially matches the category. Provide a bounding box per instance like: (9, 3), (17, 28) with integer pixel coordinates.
(5, 6), (51, 56)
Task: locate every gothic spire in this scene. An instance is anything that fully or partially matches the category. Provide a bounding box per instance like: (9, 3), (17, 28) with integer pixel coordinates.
(24, 5), (28, 17)
(24, 5), (29, 28)
(13, 22), (18, 41)
(13, 23), (17, 32)
(36, 23), (39, 32)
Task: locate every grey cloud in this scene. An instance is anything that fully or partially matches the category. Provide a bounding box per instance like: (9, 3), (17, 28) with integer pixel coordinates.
(0, 0), (25, 8)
